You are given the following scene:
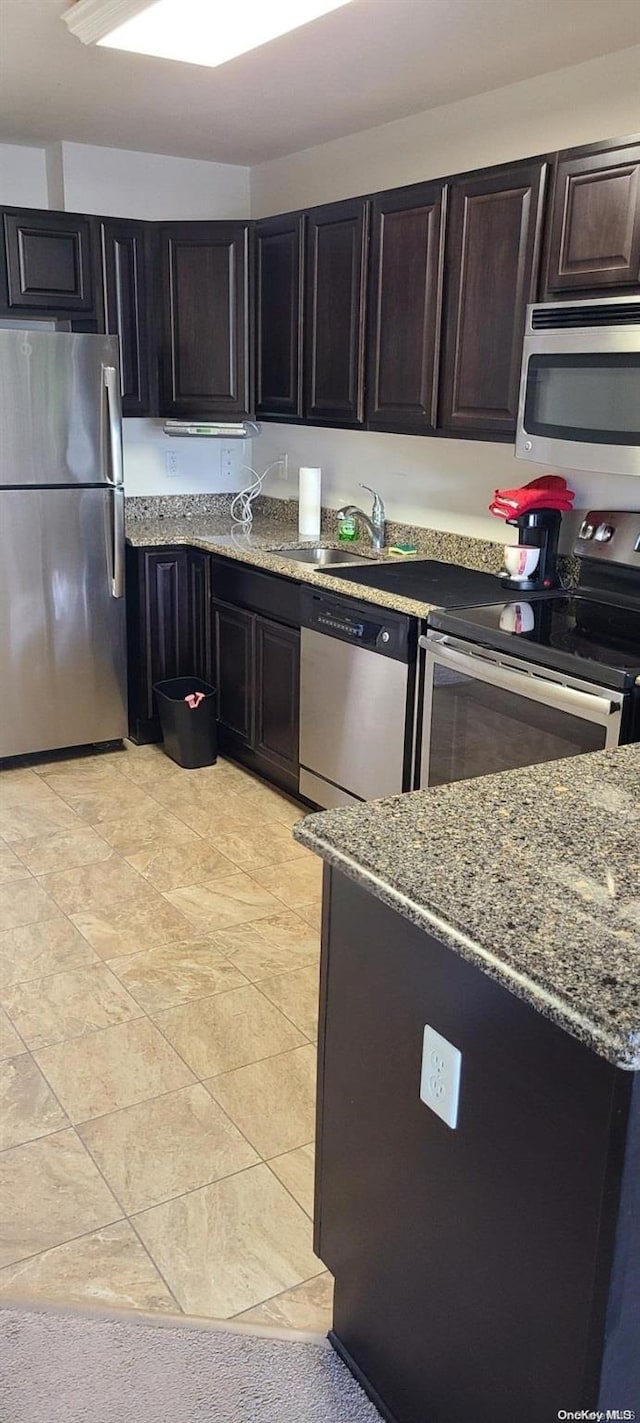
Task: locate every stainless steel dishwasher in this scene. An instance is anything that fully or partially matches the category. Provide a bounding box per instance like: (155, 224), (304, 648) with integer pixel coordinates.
(299, 588), (416, 808)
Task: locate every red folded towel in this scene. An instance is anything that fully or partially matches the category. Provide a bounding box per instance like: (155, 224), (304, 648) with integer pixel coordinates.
(490, 475), (575, 521)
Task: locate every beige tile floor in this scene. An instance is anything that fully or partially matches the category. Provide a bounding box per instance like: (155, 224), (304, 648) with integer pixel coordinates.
(0, 742), (333, 1331)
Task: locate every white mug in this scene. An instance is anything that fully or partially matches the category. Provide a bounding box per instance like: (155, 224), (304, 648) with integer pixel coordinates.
(504, 544), (540, 580)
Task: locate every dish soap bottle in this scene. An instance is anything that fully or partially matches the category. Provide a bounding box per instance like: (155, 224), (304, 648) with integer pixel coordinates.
(338, 513), (357, 542)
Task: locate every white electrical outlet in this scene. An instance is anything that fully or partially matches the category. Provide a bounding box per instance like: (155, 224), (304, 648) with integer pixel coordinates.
(420, 1025), (462, 1129)
(220, 446), (235, 478)
(165, 450), (179, 477)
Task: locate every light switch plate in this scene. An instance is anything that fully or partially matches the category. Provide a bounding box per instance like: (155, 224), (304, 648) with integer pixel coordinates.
(420, 1025), (462, 1129)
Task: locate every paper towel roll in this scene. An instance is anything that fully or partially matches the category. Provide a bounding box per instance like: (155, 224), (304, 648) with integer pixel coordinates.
(298, 466), (322, 539)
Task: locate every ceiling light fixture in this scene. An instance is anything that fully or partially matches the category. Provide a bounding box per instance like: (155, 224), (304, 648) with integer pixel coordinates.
(63, 0), (353, 68)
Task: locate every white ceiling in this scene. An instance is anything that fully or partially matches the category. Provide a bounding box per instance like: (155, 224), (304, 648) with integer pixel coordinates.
(1, 0), (640, 167)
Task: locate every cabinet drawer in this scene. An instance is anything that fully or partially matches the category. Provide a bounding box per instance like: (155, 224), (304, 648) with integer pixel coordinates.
(211, 557), (301, 626)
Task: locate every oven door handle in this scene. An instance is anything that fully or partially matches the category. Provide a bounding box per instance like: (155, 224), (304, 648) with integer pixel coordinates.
(420, 636), (621, 727)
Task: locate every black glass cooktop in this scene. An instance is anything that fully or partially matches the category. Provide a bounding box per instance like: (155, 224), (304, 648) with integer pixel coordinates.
(321, 557), (504, 606)
(430, 593), (640, 690)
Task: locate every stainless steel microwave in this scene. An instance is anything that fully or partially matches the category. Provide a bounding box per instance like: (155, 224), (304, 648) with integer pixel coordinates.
(516, 296), (640, 476)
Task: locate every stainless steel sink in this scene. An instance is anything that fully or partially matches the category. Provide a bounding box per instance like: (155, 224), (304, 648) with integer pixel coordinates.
(274, 546), (374, 567)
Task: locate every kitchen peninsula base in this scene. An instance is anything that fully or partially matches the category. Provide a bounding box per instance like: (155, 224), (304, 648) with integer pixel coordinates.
(311, 867), (639, 1423)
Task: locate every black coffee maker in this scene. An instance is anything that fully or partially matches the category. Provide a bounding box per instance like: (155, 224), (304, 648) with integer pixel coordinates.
(501, 508), (562, 592)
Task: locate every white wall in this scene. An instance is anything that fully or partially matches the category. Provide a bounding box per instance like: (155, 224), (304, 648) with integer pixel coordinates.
(0, 140), (250, 219)
(56, 142), (250, 220)
(123, 421), (248, 497)
(251, 47), (640, 542)
(254, 426), (640, 548)
(251, 46), (640, 215)
(0, 143), (48, 206)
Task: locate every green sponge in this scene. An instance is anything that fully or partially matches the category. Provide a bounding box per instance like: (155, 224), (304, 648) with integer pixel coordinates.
(388, 543), (418, 556)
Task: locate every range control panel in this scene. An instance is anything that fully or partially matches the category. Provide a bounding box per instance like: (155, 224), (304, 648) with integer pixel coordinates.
(574, 510), (640, 566)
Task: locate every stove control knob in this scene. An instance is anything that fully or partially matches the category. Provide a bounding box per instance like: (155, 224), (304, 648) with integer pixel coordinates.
(380, 631), (390, 644)
(594, 523), (614, 542)
(578, 521), (595, 539)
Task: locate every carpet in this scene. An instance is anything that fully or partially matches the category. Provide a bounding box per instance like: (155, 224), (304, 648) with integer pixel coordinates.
(0, 1301), (382, 1423)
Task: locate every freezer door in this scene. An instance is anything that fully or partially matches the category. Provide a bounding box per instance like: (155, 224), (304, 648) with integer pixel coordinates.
(0, 488), (127, 757)
(0, 329), (121, 487)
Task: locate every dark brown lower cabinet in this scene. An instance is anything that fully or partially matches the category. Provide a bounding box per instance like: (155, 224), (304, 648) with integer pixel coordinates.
(127, 546), (190, 743)
(254, 616), (300, 780)
(188, 549), (214, 688)
(214, 600), (300, 793)
(317, 868), (640, 1423)
(128, 545), (301, 791)
(214, 600), (254, 749)
(127, 545), (213, 743)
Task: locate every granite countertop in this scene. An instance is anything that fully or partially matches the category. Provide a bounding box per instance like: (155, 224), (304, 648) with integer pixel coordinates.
(125, 513), (498, 619)
(294, 746), (640, 1070)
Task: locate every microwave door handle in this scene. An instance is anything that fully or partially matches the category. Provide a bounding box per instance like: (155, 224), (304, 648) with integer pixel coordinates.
(423, 638), (621, 729)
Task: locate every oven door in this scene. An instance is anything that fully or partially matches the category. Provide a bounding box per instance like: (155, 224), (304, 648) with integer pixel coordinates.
(418, 633), (624, 790)
(516, 326), (640, 477)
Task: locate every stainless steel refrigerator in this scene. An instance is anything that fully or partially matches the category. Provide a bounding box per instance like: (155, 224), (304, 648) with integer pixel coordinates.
(0, 329), (127, 759)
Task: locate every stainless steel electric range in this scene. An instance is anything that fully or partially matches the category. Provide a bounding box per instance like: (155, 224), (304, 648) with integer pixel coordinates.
(419, 509), (640, 789)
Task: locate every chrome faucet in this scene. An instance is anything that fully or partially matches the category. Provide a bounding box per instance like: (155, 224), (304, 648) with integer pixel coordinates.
(337, 483), (386, 551)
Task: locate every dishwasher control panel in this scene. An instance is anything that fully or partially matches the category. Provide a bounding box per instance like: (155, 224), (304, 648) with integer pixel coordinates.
(301, 588), (412, 661)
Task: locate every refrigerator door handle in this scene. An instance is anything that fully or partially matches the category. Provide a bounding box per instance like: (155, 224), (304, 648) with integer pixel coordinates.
(102, 364), (125, 599)
(103, 364), (124, 489)
(111, 486), (125, 599)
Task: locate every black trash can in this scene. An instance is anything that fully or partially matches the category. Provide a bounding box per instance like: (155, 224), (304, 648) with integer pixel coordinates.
(153, 677), (217, 769)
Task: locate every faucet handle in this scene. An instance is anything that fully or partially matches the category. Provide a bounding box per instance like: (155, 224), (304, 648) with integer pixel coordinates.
(359, 483), (385, 521)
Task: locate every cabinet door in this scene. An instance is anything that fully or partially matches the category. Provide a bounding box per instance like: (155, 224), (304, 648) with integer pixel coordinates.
(545, 140), (640, 294)
(101, 219), (153, 416)
(142, 549), (190, 719)
(127, 548), (190, 741)
(254, 616), (300, 786)
(188, 549), (213, 685)
(1, 208), (97, 314)
(214, 600), (254, 745)
(256, 213), (304, 419)
(438, 160), (546, 438)
(158, 221), (252, 418)
(367, 182), (446, 433)
(304, 199), (369, 425)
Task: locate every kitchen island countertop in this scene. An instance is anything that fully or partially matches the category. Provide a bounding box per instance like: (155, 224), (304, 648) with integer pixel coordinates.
(126, 513), (502, 619)
(294, 744), (640, 1068)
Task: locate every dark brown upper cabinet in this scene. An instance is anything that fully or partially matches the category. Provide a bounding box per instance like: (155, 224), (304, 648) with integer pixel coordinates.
(158, 221), (252, 419)
(366, 181), (447, 434)
(256, 212), (304, 420)
(0, 207), (98, 315)
(438, 159), (546, 439)
(101, 219), (153, 417)
(544, 138), (640, 295)
(304, 198), (369, 426)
